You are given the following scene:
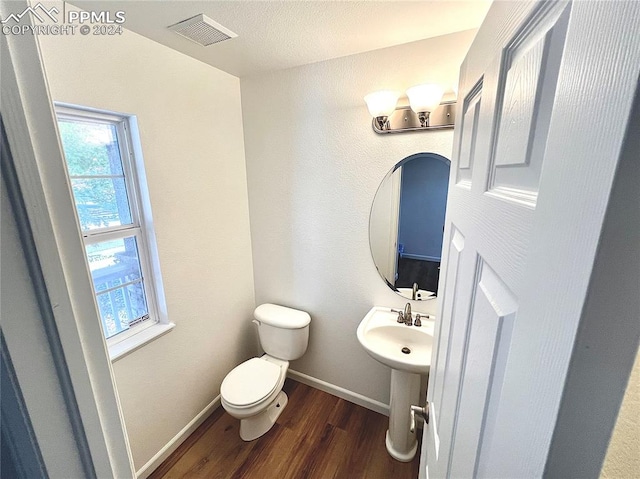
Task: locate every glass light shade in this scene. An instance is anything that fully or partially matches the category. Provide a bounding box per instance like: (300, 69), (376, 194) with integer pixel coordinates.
(364, 90), (399, 118)
(406, 84), (444, 113)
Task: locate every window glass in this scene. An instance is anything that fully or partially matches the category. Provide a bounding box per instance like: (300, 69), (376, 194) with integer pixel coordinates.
(58, 120), (123, 176)
(87, 237), (149, 338)
(69, 177), (132, 230)
(59, 119), (133, 231)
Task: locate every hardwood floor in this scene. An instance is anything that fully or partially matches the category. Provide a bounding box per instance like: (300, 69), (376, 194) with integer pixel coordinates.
(149, 379), (420, 479)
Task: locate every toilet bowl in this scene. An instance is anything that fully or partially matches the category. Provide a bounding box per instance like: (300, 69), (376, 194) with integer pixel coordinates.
(221, 356), (289, 441)
(220, 304), (310, 441)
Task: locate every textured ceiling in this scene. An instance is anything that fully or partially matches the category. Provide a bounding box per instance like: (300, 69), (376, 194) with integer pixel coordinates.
(71, 1), (491, 78)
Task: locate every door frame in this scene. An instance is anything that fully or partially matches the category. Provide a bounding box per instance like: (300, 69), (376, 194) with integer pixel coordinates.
(1, 2), (135, 477)
(544, 67), (640, 477)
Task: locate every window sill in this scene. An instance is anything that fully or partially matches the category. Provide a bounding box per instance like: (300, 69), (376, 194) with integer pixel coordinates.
(109, 322), (175, 362)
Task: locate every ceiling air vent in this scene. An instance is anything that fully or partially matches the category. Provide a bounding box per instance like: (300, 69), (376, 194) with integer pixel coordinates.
(168, 14), (237, 47)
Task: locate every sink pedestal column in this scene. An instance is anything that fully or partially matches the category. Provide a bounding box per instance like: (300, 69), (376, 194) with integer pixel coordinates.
(386, 369), (421, 462)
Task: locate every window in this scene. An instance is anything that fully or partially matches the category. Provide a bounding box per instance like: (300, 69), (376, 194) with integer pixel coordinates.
(56, 105), (166, 351)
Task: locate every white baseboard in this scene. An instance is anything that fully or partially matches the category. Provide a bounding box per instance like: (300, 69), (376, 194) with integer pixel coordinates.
(287, 369), (389, 416)
(136, 395), (221, 479)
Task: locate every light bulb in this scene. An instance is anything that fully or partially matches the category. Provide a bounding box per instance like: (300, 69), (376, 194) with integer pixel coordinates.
(364, 90), (399, 118)
(406, 84), (444, 113)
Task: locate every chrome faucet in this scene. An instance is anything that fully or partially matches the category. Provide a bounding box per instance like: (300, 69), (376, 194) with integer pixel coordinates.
(403, 303), (412, 326)
(412, 282), (419, 300)
(391, 303), (414, 325)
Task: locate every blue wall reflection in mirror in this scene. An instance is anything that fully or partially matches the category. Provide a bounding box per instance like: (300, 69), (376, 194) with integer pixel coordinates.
(398, 153), (450, 262)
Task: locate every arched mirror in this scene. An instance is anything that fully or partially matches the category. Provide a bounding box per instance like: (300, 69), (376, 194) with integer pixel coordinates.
(369, 152), (450, 301)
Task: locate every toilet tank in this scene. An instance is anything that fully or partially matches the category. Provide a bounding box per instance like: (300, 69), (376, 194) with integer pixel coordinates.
(254, 304), (310, 360)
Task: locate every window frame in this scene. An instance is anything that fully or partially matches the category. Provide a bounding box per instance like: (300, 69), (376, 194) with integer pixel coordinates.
(55, 104), (164, 350)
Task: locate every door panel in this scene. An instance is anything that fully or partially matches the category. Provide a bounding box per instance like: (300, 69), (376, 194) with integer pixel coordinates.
(431, 228), (464, 420)
(424, 227), (465, 477)
(429, 231), (478, 479)
(489, 3), (570, 205)
(456, 82), (482, 187)
(449, 259), (518, 479)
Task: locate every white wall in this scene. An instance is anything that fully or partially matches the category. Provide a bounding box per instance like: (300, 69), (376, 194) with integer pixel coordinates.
(601, 350), (640, 478)
(37, 22), (256, 470)
(241, 30), (477, 404)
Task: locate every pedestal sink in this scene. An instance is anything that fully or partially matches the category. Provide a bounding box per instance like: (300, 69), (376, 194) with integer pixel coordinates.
(357, 306), (434, 462)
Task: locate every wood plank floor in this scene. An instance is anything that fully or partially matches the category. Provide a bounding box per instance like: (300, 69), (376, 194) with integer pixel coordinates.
(149, 379), (420, 479)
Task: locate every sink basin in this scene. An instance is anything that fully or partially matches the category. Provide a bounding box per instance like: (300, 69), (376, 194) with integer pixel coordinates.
(357, 306), (434, 374)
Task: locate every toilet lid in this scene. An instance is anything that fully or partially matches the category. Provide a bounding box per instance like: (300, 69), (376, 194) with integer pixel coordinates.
(221, 358), (281, 407)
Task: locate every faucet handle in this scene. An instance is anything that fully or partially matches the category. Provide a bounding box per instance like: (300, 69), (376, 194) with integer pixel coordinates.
(396, 312), (405, 323)
(414, 314), (422, 327)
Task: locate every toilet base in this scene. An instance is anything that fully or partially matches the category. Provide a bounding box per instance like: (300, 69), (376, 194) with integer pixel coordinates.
(239, 391), (288, 441)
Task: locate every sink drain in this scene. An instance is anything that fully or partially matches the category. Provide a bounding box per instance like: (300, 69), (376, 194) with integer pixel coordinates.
(401, 347), (411, 354)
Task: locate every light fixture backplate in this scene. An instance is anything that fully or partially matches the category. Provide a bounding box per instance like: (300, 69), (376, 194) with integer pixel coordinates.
(372, 101), (456, 134)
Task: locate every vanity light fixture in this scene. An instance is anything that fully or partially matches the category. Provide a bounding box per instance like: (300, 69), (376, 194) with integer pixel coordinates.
(363, 90), (399, 131)
(364, 83), (456, 134)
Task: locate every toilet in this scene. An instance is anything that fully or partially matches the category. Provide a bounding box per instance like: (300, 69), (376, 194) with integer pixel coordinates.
(220, 303), (311, 441)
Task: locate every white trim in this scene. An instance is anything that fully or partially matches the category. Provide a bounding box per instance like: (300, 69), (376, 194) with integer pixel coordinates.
(135, 395), (221, 479)
(1, 3), (134, 476)
(287, 369), (390, 416)
(54, 104), (129, 124)
(110, 322), (175, 362)
(126, 115), (169, 325)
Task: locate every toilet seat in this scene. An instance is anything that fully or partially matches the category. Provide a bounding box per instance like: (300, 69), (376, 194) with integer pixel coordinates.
(221, 358), (281, 408)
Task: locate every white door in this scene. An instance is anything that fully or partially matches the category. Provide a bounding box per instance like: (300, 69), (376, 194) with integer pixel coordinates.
(420, 1), (640, 478)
